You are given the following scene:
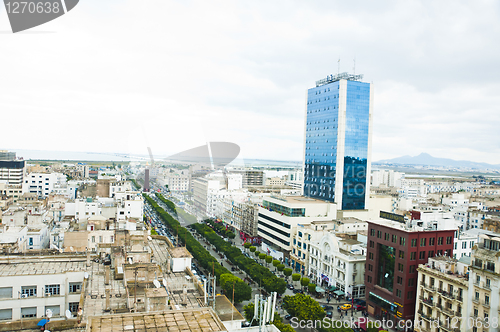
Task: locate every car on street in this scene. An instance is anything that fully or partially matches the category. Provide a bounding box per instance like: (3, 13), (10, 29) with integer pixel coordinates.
(287, 284), (294, 290)
(322, 305), (333, 311)
(326, 311), (333, 318)
(292, 289), (303, 294)
(354, 304), (366, 311)
(340, 304), (352, 310)
(354, 299), (366, 306)
(284, 314), (292, 320)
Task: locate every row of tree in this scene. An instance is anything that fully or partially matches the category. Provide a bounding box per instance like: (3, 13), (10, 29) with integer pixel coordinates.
(205, 219), (236, 239)
(155, 193), (176, 213)
(130, 179), (141, 190)
(191, 222), (287, 294)
(143, 194), (252, 302)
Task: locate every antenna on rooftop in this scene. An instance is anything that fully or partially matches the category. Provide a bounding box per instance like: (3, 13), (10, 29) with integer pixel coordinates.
(353, 57), (356, 76)
(337, 58), (340, 75)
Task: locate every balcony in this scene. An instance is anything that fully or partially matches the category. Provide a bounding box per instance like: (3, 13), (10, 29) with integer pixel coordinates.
(418, 311), (433, 322)
(456, 296), (463, 303)
(422, 283), (436, 292)
(438, 289), (455, 300)
(472, 297), (480, 304)
(419, 296), (435, 307)
(483, 301), (490, 308)
(440, 321), (460, 332)
(442, 307), (454, 316)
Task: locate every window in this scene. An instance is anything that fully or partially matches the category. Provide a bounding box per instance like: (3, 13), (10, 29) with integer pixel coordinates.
(21, 286), (37, 297)
(411, 239), (417, 247)
(21, 307), (37, 318)
(369, 252), (374, 260)
(429, 237), (435, 245)
(69, 282), (82, 293)
(419, 251), (426, 259)
(485, 295), (490, 305)
(91, 236), (95, 243)
(397, 276), (402, 285)
(45, 284), (60, 296)
(45, 305), (60, 316)
(409, 265), (416, 273)
(410, 252), (416, 260)
(438, 237), (443, 245)
(0, 287), (12, 299)
(396, 289), (402, 298)
(0, 309), (12, 321)
(370, 241), (374, 248)
(69, 302), (79, 315)
(398, 263), (404, 272)
(368, 264), (373, 271)
(399, 250), (405, 259)
(408, 278), (415, 286)
(392, 235), (397, 243)
(370, 229), (375, 236)
(462, 242), (467, 249)
(377, 230), (382, 238)
(420, 238), (426, 247)
(385, 233), (389, 241)
(428, 250), (434, 258)
(446, 236), (452, 245)
(407, 291), (414, 299)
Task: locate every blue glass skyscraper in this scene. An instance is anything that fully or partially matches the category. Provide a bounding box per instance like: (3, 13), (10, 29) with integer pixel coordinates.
(303, 73), (372, 210)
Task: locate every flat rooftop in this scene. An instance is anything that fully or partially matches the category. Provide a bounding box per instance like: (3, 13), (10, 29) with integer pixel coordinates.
(87, 308), (226, 332)
(0, 257), (86, 276)
(169, 246), (193, 259)
(367, 219), (456, 232)
(267, 195), (330, 205)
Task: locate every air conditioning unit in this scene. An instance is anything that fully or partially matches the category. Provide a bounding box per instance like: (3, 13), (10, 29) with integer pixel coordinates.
(21, 294), (27, 298)
(45, 293), (51, 297)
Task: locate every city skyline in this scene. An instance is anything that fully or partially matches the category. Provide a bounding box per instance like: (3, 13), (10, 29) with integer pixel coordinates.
(1, 1), (500, 163)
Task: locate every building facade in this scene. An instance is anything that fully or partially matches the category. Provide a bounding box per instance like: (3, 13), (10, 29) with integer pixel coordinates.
(303, 73), (373, 210)
(365, 220), (455, 325)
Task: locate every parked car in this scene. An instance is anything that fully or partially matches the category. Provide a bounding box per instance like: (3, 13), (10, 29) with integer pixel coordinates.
(287, 284), (294, 290)
(353, 299), (366, 306)
(340, 304), (352, 310)
(354, 304), (366, 311)
(284, 314), (292, 320)
(326, 311), (333, 318)
(322, 305), (333, 311)
(292, 289), (303, 294)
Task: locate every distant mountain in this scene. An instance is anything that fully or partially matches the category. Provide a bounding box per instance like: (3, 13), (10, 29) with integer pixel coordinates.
(375, 153), (500, 170)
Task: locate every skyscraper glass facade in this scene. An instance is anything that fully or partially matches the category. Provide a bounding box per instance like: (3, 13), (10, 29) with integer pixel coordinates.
(304, 76), (371, 210)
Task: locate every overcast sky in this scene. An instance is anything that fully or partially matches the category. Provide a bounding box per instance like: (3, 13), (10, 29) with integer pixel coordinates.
(2, 0), (500, 164)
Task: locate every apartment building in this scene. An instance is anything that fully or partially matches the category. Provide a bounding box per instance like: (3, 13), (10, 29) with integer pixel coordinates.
(0, 160), (25, 186)
(415, 256), (469, 332)
(0, 256), (85, 321)
(22, 172), (66, 197)
(466, 233), (500, 331)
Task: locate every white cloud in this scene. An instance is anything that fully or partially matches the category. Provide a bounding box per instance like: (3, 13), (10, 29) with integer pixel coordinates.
(1, 0), (499, 164)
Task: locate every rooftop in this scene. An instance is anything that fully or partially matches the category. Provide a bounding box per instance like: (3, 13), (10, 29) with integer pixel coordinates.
(169, 246), (193, 259)
(87, 308), (226, 332)
(315, 72), (364, 87)
(0, 256), (86, 276)
(368, 219), (456, 232)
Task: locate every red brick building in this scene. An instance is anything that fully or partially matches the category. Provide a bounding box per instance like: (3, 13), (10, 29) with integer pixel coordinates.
(365, 220), (455, 326)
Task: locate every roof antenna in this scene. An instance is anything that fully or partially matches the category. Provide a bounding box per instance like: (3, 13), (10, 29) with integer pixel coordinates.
(353, 57), (356, 76)
(338, 58), (340, 75)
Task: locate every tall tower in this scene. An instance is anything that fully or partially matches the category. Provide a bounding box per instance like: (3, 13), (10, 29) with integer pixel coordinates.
(303, 73), (373, 210)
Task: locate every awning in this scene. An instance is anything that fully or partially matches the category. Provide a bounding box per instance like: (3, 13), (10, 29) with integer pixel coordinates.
(333, 290), (345, 296)
(316, 286), (326, 293)
(327, 286), (337, 291)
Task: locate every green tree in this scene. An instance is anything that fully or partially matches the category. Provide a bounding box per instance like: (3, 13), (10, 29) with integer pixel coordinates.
(307, 283), (316, 294)
(244, 242), (251, 250)
(272, 260), (280, 271)
(265, 255), (273, 266)
(249, 246), (256, 253)
(283, 293), (325, 321)
(259, 253), (266, 260)
(283, 268), (292, 280)
(292, 273), (301, 286)
(254, 250), (260, 257)
(300, 277), (310, 290)
(277, 264), (285, 272)
(219, 274), (252, 303)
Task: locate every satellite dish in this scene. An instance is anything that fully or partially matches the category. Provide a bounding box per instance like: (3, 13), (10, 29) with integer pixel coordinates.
(153, 279), (161, 288)
(148, 236), (152, 241)
(65, 310), (72, 319)
(84, 272), (89, 279)
(46, 309), (53, 318)
(162, 278), (167, 287)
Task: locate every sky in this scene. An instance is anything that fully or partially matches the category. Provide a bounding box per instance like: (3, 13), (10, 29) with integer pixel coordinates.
(1, 0), (500, 164)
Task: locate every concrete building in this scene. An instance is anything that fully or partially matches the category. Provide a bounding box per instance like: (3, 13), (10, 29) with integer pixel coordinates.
(414, 256), (469, 332)
(466, 233), (500, 330)
(0, 160), (26, 186)
(0, 255), (85, 321)
(265, 177), (285, 186)
(168, 247), (193, 273)
(257, 195), (337, 264)
(232, 170), (264, 187)
(22, 172), (66, 197)
(303, 72), (373, 210)
(365, 219), (456, 325)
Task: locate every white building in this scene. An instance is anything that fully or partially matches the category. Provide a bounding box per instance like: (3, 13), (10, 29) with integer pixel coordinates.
(0, 256), (85, 321)
(22, 173), (67, 197)
(26, 224), (50, 250)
